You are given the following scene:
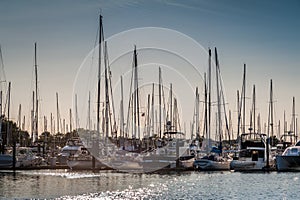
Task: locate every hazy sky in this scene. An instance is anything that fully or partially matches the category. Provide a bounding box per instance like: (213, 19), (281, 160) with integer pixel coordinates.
(0, 0), (299, 137)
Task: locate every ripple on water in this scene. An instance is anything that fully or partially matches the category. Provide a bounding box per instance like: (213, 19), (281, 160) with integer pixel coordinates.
(1, 170), (300, 199)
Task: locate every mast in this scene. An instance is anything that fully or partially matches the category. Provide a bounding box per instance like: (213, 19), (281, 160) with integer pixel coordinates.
(151, 83), (155, 137)
(18, 104), (21, 142)
(208, 48), (212, 150)
(63, 119), (65, 134)
(293, 97), (296, 143)
(88, 92), (91, 131)
(237, 90), (240, 138)
(133, 45), (140, 139)
(104, 41), (109, 138)
(22, 116), (25, 133)
(97, 14), (104, 137)
(56, 92), (59, 133)
(44, 116), (47, 132)
(204, 73), (208, 151)
(120, 76), (124, 138)
(266, 79), (273, 169)
(31, 91), (35, 142)
(215, 48), (222, 149)
(159, 67), (162, 138)
(284, 110), (286, 135)
(146, 94), (150, 136)
(195, 87), (200, 140)
(34, 43), (38, 142)
(242, 64), (246, 134)
(169, 83), (173, 131)
(236, 90), (241, 138)
(75, 94), (78, 131)
(69, 108), (72, 133)
(50, 113), (53, 134)
(173, 98), (178, 132)
(6, 82), (11, 145)
(253, 85), (256, 134)
(270, 80), (274, 145)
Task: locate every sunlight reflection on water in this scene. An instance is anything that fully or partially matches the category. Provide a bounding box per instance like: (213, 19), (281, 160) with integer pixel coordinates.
(1, 170), (300, 199)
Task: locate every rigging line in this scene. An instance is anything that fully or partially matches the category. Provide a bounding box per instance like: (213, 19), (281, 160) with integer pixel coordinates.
(159, 69), (167, 129)
(106, 45), (117, 135)
(217, 61), (230, 142)
(83, 19), (100, 123)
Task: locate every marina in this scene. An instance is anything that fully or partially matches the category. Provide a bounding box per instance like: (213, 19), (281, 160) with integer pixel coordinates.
(0, 0), (300, 199)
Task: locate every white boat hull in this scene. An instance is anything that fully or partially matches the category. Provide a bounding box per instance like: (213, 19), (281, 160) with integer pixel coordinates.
(67, 159), (107, 170)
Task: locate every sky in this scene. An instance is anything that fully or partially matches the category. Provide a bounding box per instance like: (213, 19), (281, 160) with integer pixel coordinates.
(0, 0), (299, 139)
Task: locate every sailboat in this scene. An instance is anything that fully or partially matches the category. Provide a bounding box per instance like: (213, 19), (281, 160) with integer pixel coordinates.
(67, 14), (111, 170)
(230, 77), (275, 171)
(193, 48), (231, 171)
(0, 46), (12, 168)
(276, 97), (300, 171)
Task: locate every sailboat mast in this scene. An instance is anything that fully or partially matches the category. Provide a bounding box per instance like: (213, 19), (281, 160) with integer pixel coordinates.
(69, 108), (72, 133)
(18, 104), (21, 141)
(242, 64), (246, 134)
(195, 87), (200, 139)
(56, 92), (59, 133)
(88, 92), (91, 131)
(204, 73), (208, 149)
(97, 14), (104, 137)
(253, 85), (256, 134)
(120, 76), (124, 138)
(146, 94), (150, 136)
(237, 90), (240, 138)
(133, 45), (140, 139)
(293, 97), (296, 143)
(6, 82), (11, 145)
(208, 48), (212, 150)
(266, 79), (273, 168)
(75, 94), (78, 131)
(151, 83), (155, 137)
(34, 43), (38, 142)
(170, 83), (173, 131)
(104, 41), (109, 138)
(215, 48), (222, 146)
(159, 67), (162, 138)
(270, 80), (274, 145)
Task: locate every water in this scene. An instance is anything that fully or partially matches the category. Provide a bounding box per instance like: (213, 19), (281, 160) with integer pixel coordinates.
(0, 169), (299, 199)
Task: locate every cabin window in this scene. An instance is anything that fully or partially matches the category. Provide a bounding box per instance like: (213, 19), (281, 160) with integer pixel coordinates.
(291, 148), (298, 154)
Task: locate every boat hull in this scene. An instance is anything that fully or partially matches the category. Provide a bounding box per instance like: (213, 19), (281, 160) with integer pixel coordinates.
(0, 154), (13, 168)
(193, 159), (230, 171)
(230, 160), (267, 171)
(180, 158), (195, 169)
(67, 159), (107, 170)
(276, 155), (300, 171)
(109, 160), (142, 171)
